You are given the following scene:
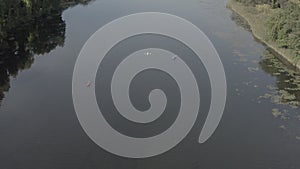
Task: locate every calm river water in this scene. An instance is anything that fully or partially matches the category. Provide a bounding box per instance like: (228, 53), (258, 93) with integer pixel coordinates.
(0, 0), (299, 168)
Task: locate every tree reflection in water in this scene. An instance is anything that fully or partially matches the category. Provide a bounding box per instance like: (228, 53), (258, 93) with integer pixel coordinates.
(0, 0), (92, 104)
(260, 50), (300, 108)
(259, 50), (300, 139)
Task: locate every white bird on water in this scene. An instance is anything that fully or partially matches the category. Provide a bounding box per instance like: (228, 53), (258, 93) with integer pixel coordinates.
(145, 52), (151, 56)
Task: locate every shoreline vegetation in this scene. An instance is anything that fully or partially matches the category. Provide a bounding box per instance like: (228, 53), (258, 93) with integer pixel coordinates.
(227, 0), (300, 70)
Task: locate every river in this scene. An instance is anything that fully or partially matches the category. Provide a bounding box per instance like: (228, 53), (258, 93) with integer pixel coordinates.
(0, 0), (299, 168)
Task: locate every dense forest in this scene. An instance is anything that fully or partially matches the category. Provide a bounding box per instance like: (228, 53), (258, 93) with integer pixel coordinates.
(0, 0), (92, 103)
(234, 0), (300, 57)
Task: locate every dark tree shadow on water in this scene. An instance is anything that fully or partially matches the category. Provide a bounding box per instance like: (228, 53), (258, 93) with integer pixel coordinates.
(0, 0), (93, 105)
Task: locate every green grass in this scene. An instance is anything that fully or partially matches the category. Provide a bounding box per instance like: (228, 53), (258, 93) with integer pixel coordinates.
(227, 0), (300, 69)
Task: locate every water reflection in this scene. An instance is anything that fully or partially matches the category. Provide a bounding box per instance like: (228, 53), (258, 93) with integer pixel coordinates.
(259, 50), (300, 117)
(259, 50), (300, 138)
(260, 50), (300, 109)
(0, 0), (92, 104)
(230, 11), (300, 139)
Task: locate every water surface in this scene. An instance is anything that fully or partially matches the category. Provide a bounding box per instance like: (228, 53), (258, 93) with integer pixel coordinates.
(0, 0), (299, 168)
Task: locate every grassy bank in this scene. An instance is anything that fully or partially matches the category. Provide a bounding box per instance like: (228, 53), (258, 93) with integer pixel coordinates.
(227, 0), (300, 70)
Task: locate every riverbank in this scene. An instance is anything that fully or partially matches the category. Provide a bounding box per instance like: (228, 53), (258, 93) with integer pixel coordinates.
(227, 0), (300, 70)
